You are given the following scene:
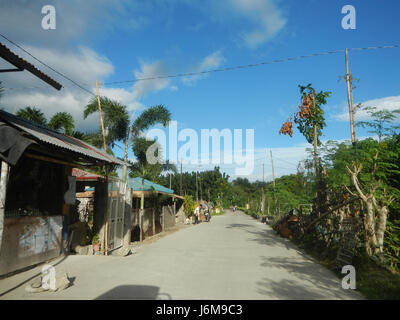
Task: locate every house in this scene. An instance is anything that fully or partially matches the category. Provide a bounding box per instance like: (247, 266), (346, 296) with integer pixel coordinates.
(127, 177), (184, 241)
(0, 110), (124, 276)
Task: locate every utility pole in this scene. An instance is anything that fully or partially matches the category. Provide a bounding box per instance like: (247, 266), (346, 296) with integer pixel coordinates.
(195, 171), (198, 202)
(96, 80), (110, 254)
(261, 163), (265, 214)
(179, 156), (183, 196)
(95, 80), (107, 153)
(270, 150), (277, 214)
(345, 48), (357, 145)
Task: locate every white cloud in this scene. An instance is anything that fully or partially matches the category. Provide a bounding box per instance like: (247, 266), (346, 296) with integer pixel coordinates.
(0, 90), (98, 131)
(131, 60), (173, 100)
(186, 0), (286, 48)
(231, 0), (287, 48)
(182, 51), (226, 85)
(335, 96), (400, 121)
(0, 45), (116, 131)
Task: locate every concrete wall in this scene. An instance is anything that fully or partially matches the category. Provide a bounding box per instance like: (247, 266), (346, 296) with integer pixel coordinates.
(163, 205), (175, 230)
(0, 216), (62, 276)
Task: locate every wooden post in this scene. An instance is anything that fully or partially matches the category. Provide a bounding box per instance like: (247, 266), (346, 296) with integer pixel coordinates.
(180, 156), (183, 196)
(0, 161), (9, 252)
(123, 187), (132, 247)
(139, 209), (143, 242)
(270, 150), (277, 213)
(162, 206), (165, 232)
(104, 167), (110, 255)
(345, 48), (357, 144)
(152, 208), (155, 236)
(96, 80), (107, 153)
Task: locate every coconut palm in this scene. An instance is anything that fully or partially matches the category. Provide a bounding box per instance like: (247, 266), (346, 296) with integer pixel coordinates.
(128, 105), (172, 208)
(84, 96), (129, 150)
(16, 107), (47, 126)
(48, 112), (75, 136)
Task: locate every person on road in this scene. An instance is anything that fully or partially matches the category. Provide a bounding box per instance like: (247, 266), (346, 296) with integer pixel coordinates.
(194, 204), (200, 224)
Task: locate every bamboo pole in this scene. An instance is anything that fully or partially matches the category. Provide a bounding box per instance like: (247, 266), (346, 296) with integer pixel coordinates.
(96, 80), (107, 153)
(96, 80), (110, 255)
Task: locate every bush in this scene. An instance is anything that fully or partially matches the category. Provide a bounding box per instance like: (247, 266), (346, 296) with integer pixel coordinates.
(184, 195), (197, 217)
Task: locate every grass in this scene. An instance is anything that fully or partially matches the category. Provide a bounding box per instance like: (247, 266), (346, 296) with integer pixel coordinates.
(352, 255), (400, 300)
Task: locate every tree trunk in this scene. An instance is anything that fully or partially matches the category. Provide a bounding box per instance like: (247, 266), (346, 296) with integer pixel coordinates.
(364, 199), (377, 256)
(261, 188), (265, 214)
(122, 135), (129, 183)
(375, 205), (388, 254)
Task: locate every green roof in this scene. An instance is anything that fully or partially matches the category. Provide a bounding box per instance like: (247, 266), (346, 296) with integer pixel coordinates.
(127, 177), (174, 194)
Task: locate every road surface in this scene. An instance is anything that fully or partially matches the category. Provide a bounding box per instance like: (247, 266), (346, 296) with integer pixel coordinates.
(0, 210), (363, 299)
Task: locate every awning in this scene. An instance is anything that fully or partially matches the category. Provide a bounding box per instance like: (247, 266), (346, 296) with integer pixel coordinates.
(0, 110), (124, 166)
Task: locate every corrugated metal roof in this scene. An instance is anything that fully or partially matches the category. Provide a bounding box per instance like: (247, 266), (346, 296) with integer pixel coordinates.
(0, 110), (124, 165)
(127, 177), (174, 194)
(0, 41), (62, 90)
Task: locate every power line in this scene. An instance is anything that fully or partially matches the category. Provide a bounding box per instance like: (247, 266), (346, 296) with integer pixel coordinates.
(0, 33), (95, 96)
(100, 44), (399, 86)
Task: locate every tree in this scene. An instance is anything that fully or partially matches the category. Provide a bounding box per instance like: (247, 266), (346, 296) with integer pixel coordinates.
(128, 105), (172, 209)
(48, 112), (75, 136)
(84, 96), (129, 149)
(279, 84), (331, 176)
(16, 107), (47, 126)
(356, 105), (400, 143)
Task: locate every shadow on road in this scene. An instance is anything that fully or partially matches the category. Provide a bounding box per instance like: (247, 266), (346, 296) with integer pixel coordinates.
(256, 256), (360, 299)
(94, 285), (172, 300)
(225, 222), (296, 250)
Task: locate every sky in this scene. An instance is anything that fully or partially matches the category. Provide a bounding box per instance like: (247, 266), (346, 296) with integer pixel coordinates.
(0, 0), (399, 182)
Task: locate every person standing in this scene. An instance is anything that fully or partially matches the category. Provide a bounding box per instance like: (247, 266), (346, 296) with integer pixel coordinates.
(194, 204), (200, 224)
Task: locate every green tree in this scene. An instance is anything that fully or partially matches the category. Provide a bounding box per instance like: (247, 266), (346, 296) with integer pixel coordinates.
(356, 105), (400, 143)
(48, 111), (75, 136)
(128, 105), (172, 209)
(84, 97), (129, 149)
(16, 107), (47, 126)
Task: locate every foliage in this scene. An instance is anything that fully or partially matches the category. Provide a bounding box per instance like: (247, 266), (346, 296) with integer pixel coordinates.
(382, 220), (400, 271)
(128, 105), (172, 183)
(356, 105), (400, 142)
(84, 96), (129, 148)
(131, 105), (171, 136)
(48, 111), (75, 136)
(183, 194), (197, 217)
(16, 106), (47, 126)
(279, 84), (331, 146)
(294, 84), (331, 145)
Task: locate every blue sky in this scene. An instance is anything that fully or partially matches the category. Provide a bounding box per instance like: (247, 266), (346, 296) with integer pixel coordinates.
(0, 0), (399, 181)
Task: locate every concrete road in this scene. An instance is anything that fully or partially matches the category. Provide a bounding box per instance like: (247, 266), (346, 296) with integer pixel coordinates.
(0, 210), (363, 300)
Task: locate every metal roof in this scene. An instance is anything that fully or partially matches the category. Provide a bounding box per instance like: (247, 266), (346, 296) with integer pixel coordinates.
(0, 41), (62, 90)
(0, 110), (124, 166)
(127, 177), (174, 194)
(72, 168), (105, 181)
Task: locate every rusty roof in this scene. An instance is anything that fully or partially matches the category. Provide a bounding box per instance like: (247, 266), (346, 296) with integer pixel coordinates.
(0, 109), (125, 166)
(0, 41), (62, 90)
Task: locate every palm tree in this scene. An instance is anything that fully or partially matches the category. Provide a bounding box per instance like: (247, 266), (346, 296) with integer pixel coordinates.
(16, 107), (47, 126)
(129, 105), (172, 209)
(48, 112), (75, 136)
(84, 97), (129, 149)
(84, 96), (130, 180)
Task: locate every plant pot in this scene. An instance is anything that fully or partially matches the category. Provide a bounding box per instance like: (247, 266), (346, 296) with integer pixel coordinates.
(93, 243), (100, 252)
